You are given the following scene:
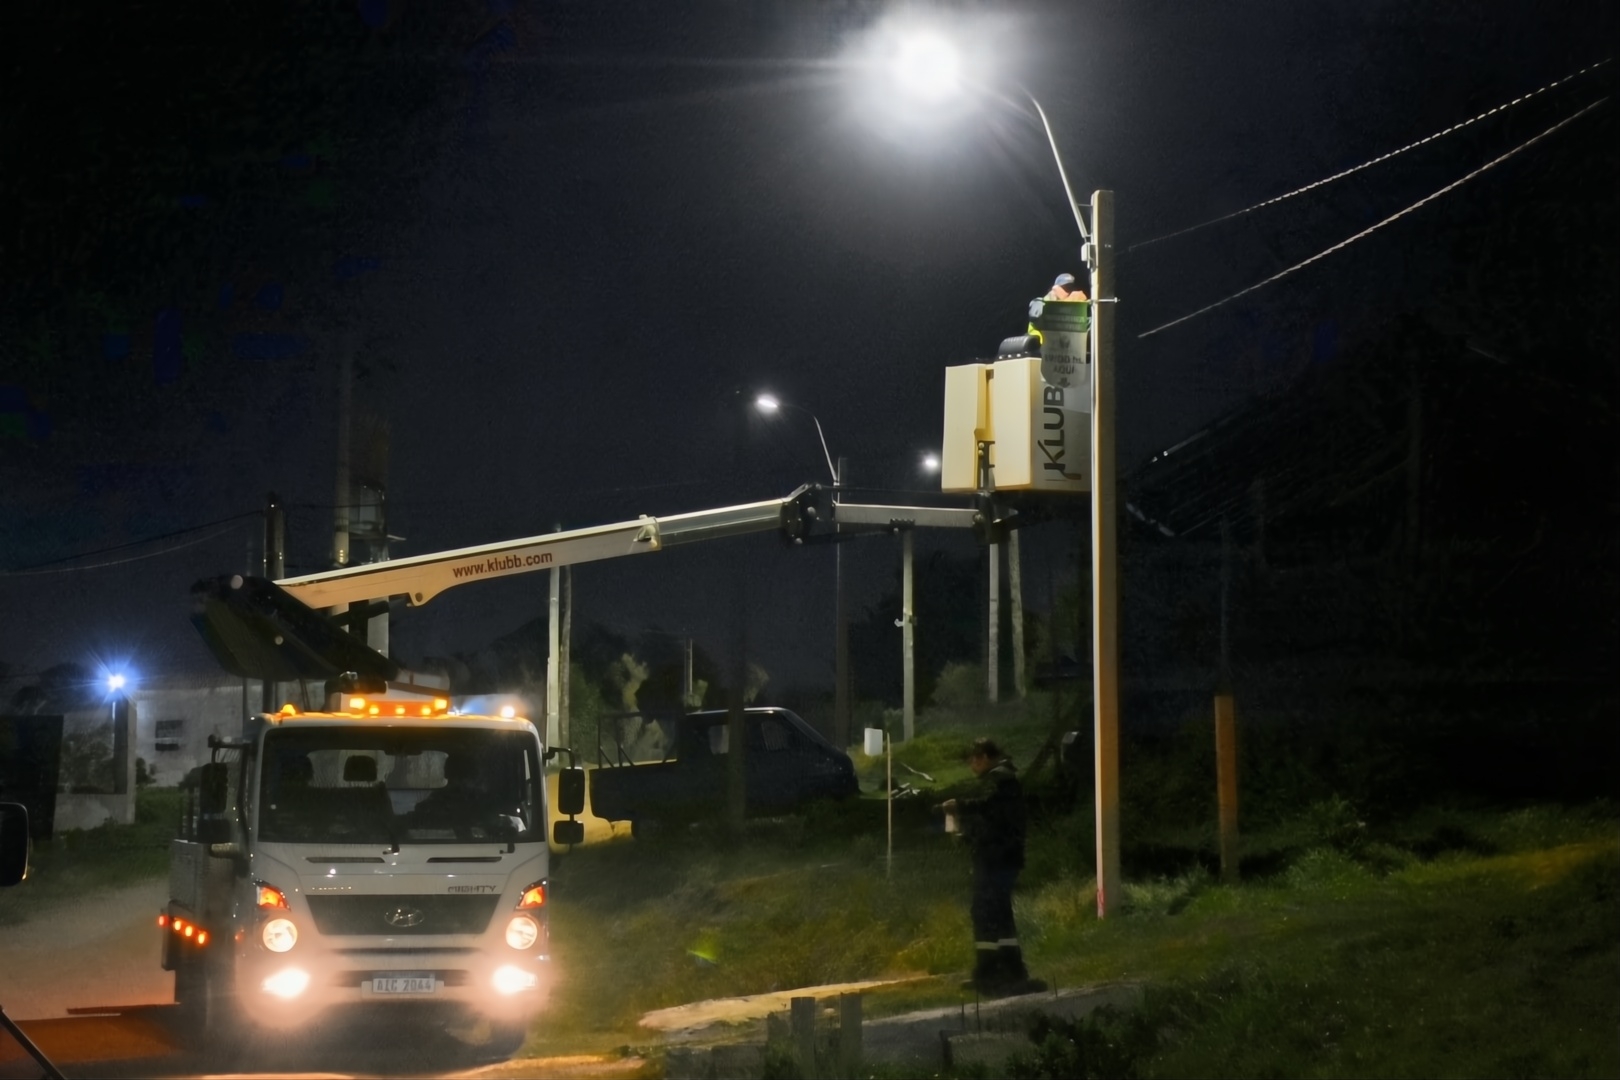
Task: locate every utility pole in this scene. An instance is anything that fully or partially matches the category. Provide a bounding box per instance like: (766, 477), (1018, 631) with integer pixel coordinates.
(834, 456), (850, 748)
(683, 637), (695, 708)
(900, 529), (916, 743)
(987, 540), (1000, 703)
(1090, 189), (1122, 918)
(1010, 529), (1026, 700)
(727, 398), (749, 832)
(1216, 514), (1239, 883)
(547, 527), (562, 748)
(560, 565), (572, 748)
(262, 492), (285, 713)
(332, 345), (352, 573)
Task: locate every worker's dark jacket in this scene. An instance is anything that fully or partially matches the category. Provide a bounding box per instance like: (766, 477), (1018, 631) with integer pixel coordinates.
(957, 760), (1026, 872)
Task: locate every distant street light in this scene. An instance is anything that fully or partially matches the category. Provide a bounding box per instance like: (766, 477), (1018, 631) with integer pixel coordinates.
(106, 673), (127, 692)
(754, 393), (838, 484)
(921, 452), (941, 473)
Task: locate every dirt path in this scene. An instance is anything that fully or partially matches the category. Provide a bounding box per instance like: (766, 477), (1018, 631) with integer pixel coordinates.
(0, 876), (172, 1020)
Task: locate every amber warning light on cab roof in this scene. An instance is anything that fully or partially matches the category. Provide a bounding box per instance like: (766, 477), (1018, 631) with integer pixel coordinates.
(277, 696), (453, 718)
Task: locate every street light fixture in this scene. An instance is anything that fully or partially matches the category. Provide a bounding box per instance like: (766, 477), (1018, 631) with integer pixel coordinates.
(754, 393), (838, 485)
(879, 29), (1122, 919)
(891, 32), (962, 103)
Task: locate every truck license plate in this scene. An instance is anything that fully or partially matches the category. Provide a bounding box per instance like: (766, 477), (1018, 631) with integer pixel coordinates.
(371, 974), (436, 994)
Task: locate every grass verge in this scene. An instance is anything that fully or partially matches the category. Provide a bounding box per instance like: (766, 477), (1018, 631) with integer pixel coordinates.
(0, 787), (178, 925)
(536, 796), (1617, 1078)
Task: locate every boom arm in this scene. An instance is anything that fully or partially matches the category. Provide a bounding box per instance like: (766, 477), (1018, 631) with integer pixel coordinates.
(274, 488), (823, 610)
(190, 484), (996, 682)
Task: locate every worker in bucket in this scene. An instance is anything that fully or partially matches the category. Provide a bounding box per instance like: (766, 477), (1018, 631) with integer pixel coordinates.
(1028, 272), (1089, 340)
(935, 737), (1047, 997)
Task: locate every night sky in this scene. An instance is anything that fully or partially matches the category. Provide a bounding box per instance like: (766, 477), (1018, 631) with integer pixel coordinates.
(2, 1), (1614, 696)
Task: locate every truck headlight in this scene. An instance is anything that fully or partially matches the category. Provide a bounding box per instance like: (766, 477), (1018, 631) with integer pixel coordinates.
(493, 965), (539, 994)
(263, 967), (310, 999)
(504, 914), (539, 950)
(262, 917), (298, 953)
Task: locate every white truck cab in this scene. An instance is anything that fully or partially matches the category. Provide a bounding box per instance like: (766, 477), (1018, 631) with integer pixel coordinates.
(163, 694), (584, 1053)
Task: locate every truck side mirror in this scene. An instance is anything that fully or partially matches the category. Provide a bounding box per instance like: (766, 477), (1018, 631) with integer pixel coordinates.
(557, 767), (586, 817)
(197, 762), (233, 848)
(552, 820), (584, 846)
(0, 802), (30, 887)
(198, 762), (230, 815)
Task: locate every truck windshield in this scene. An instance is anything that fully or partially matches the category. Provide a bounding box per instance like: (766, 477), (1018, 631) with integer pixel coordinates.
(258, 727), (543, 846)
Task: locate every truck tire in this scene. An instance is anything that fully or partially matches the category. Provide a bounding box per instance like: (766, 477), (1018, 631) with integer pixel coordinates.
(176, 948), (244, 1058)
(482, 1020), (529, 1061)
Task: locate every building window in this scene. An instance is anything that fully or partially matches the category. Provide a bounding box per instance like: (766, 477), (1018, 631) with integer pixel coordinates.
(155, 719), (184, 752)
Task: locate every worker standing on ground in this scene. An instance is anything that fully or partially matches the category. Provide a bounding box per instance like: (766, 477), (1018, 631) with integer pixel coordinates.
(936, 737), (1047, 996)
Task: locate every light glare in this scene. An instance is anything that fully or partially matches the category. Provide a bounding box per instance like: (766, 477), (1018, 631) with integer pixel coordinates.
(107, 673), (126, 691)
(493, 965), (539, 994)
(893, 33), (961, 102)
(921, 453), (941, 472)
(755, 394), (780, 413)
(262, 967), (310, 999)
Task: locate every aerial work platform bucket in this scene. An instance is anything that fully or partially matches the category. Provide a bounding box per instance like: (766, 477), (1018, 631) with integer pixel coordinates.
(1035, 299), (1090, 395)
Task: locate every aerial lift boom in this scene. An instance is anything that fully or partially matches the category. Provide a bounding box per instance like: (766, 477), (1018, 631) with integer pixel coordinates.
(191, 485), (988, 685)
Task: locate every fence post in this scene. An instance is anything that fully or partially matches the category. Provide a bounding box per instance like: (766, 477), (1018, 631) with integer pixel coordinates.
(839, 992), (862, 1077)
(791, 995), (817, 1078)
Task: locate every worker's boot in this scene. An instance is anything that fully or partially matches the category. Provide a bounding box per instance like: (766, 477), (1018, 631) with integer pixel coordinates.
(993, 944), (1048, 997)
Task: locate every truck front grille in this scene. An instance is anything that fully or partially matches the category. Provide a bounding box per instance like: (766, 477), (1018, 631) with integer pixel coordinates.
(307, 894), (500, 936)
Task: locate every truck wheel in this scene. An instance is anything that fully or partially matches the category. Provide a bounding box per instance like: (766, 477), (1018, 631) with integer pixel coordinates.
(483, 1020), (529, 1060)
(177, 950), (244, 1058)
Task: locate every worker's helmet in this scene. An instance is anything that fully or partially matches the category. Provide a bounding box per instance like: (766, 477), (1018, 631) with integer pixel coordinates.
(1052, 272), (1077, 289)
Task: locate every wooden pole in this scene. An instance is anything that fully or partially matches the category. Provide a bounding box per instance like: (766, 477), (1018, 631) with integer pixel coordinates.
(1090, 188), (1122, 918)
(1215, 691), (1239, 883)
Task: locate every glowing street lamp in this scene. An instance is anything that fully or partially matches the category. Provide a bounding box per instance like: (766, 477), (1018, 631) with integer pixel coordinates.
(106, 672), (127, 693)
(754, 393), (838, 485)
(890, 32), (962, 103)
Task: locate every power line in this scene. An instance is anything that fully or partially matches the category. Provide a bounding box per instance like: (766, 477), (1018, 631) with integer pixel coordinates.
(1127, 58), (1612, 254)
(1136, 97), (1609, 340)
(1, 511), (262, 575)
(0, 521), (252, 577)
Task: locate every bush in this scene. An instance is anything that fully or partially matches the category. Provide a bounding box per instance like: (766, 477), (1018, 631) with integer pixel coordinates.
(930, 662), (986, 710)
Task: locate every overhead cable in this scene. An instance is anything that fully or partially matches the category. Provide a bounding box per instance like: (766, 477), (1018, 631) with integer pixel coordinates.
(1128, 58), (1611, 254)
(0, 522), (250, 577)
(1136, 97), (1609, 340)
